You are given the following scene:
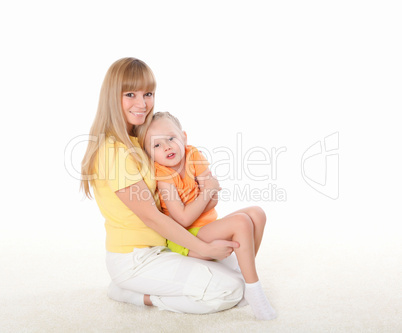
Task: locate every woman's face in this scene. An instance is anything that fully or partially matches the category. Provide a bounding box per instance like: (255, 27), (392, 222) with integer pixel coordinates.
(121, 90), (154, 129)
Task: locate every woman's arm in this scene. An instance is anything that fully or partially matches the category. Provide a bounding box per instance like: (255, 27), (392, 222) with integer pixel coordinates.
(115, 180), (238, 260)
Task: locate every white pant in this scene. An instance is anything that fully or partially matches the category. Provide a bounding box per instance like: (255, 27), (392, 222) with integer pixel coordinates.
(106, 246), (244, 314)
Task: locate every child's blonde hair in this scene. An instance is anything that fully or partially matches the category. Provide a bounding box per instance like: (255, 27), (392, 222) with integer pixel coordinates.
(153, 111), (183, 130)
(135, 111), (183, 150)
(81, 57), (156, 198)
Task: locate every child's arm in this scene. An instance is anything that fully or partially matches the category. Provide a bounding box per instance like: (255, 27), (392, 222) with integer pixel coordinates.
(196, 169), (219, 212)
(158, 170), (219, 228)
(203, 192), (219, 212)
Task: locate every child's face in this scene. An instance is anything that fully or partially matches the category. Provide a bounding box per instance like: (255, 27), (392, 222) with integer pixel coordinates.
(145, 118), (187, 168)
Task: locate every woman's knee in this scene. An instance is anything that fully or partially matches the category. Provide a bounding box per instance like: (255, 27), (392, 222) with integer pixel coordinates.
(220, 277), (244, 309)
(197, 263), (244, 312)
(203, 275), (244, 312)
(227, 276), (245, 300)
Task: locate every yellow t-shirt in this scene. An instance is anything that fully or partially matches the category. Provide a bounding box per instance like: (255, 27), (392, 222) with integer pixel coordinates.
(93, 136), (166, 253)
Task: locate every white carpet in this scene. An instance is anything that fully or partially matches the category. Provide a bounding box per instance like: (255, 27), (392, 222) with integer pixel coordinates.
(1, 229), (401, 333)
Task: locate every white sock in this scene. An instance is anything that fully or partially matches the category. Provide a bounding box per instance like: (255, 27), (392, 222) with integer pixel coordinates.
(107, 282), (144, 306)
(244, 281), (277, 320)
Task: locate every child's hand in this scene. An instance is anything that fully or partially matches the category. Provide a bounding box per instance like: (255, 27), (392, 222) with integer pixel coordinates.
(201, 172), (222, 199)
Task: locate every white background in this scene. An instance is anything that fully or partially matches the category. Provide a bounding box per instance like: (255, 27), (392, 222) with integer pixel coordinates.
(1, 0), (401, 243)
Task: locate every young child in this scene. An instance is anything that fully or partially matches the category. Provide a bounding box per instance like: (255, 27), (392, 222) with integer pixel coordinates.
(139, 112), (277, 321)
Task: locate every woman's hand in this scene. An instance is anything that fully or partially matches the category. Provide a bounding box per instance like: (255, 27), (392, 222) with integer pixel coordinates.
(201, 239), (239, 261)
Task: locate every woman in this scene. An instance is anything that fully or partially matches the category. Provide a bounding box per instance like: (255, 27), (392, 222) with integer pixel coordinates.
(81, 57), (244, 313)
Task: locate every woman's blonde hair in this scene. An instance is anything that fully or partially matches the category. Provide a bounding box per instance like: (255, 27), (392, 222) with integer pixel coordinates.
(80, 57), (156, 198)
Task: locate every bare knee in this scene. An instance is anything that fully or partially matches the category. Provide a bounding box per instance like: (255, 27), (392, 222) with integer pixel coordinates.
(232, 213), (254, 235)
(248, 206), (266, 229)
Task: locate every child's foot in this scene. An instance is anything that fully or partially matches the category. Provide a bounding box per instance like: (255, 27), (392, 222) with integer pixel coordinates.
(244, 281), (277, 320)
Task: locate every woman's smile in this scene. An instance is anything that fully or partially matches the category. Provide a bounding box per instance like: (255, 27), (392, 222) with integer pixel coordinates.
(122, 90), (154, 127)
(129, 111), (147, 117)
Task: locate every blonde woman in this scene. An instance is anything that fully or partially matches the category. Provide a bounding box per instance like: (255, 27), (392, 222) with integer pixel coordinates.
(81, 57), (244, 314)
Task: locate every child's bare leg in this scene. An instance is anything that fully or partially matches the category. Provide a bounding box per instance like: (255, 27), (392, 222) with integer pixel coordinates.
(195, 213), (258, 282)
(225, 206), (266, 256)
(194, 213), (276, 320)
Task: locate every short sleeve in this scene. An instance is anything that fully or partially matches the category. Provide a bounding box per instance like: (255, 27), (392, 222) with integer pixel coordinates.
(98, 141), (144, 192)
(186, 146), (210, 177)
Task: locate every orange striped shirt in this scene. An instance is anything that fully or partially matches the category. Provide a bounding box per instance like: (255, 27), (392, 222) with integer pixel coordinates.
(154, 145), (218, 228)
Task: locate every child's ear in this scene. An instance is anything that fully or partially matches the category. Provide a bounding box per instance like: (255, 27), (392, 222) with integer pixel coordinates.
(183, 131), (188, 145)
